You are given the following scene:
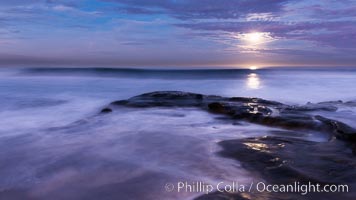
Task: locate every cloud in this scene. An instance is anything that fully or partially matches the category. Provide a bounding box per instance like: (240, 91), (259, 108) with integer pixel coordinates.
(1, 0), (356, 66)
(176, 20), (356, 48)
(177, 20), (356, 34)
(52, 5), (75, 12)
(0, 0), (44, 7)
(302, 3), (356, 19)
(103, 0), (356, 50)
(106, 0), (295, 19)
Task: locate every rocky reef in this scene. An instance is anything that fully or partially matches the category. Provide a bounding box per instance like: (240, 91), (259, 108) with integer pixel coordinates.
(101, 91), (356, 200)
(102, 91), (356, 142)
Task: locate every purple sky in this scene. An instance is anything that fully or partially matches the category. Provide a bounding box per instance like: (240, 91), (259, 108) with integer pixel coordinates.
(0, 0), (356, 67)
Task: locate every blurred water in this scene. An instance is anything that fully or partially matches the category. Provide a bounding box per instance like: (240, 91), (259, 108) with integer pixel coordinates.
(0, 67), (355, 199)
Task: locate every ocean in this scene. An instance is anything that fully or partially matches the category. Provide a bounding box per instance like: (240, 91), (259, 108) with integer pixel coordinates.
(0, 67), (355, 199)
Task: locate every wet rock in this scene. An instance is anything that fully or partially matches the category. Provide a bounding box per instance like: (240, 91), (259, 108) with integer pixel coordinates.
(131, 91), (204, 101)
(315, 115), (356, 142)
(234, 114), (322, 133)
(269, 130), (309, 138)
(228, 97), (284, 106)
(352, 144), (356, 155)
(208, 102), (236, 115)
(208, 102), (273, 120)
(111, 91), (205, 107)
(317, 100), (343, 105)
(100, 108), (112, 113)
(197, 136), (356, 200)
(111, 100), (129, 106)
(233, 104), (273, 118)
(106, 91), (356, 142)
(345, 100), (356, 106)
(282, 103), (338, 112)
(218, 137), (352, 183)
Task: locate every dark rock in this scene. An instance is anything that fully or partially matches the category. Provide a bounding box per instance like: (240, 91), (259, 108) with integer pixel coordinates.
(105, 91), (356, 143)
(282, 103), (338, 112)
(316, 115), (356, 142)
(208, 102), (273, 119)
(110, 100), (129, 106)
(132, 91), (204, 100)
(219, 137), (332, 183)
(352, 144), (356, 155)
(208, 102), (235, 115)
(228, 97), (284, 106)
(197, 136), (356, 200)
(345, 100), (356, 106)
(100, 108), (112, 113)
(317, 100), (343, 105)
(269, 130), (308, 138)
(111, 91), (205, 107)
(244, 115), (322, 133)
(233, 104), (272, 118)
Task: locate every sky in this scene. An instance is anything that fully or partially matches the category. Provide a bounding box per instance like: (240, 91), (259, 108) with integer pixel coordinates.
(0, 0), (356, 67)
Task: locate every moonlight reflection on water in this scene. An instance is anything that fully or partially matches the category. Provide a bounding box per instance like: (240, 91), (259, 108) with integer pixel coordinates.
(246, 73), (261, 89)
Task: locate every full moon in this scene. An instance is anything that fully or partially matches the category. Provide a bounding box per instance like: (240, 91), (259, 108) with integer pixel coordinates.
(245, 32), (264, 43)
(249, 66), (258, 70)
